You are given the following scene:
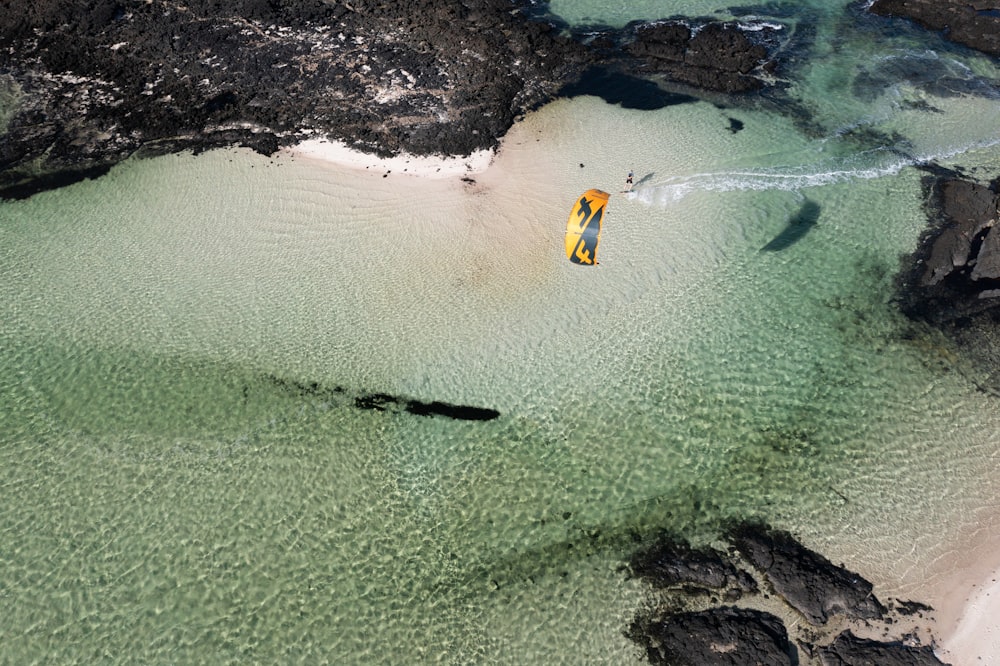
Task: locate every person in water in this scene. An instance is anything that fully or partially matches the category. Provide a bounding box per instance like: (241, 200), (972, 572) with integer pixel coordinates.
(625, 170), (634, 191)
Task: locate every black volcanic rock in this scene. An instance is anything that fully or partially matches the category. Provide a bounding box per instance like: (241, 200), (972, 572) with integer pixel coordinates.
(730, 523), (886, 625)
(898, 174), (1000, 325)
(818, 631), (949, 666)
(623, 523), (944, 666)
(627, 606), (795, 666)
(629, 535), (758, 599)
(869, 0), (1000, 56)
(0, 0), (792, 198)
(894, 171), (1000, 394)
(0, 0), (587, 197)
(625, 20), (776, 93)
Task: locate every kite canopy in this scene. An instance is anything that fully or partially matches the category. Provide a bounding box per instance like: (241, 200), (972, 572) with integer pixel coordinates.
(565, 188), (609, 265)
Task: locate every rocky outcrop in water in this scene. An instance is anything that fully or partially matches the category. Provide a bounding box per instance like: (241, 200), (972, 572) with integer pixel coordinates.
(624, 20), (778, 94)
(627, 607), (795, 666)
(0, 0), (788, 199)
(624, 523), (947, 666)
(895, 171), (1000, 392)
(730, 523), (886, 625)
(869, 0), (1000, 56)
(818, 631), (947, 666)
(902, 174), (1000, 319)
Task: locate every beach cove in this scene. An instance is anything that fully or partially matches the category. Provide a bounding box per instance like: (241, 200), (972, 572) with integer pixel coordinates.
(3, 87), (1000, 661)
(3, 1), (1000, 664)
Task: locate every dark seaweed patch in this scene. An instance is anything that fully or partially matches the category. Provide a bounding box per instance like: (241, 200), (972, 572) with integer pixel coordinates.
(852, 52), (1000, 101)
(266, 375), (499, 421)
(405, 399), (500, 421)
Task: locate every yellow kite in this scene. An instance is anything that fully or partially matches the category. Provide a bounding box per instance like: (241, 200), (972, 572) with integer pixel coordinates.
(565, 188), (609, 265)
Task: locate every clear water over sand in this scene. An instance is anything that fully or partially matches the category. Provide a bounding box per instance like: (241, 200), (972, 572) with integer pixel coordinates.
(3, 2), (1000, 663)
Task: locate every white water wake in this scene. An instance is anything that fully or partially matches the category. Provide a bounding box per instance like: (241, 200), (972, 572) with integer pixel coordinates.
(631, 148), (912, 205)
(632, 134), (1000, 206)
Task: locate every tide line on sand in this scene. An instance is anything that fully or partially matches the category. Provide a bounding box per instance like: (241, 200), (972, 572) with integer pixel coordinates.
(283, 138), (494, 179)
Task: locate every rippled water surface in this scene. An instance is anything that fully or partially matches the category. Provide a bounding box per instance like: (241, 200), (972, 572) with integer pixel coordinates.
(3, 1), (1000, 663)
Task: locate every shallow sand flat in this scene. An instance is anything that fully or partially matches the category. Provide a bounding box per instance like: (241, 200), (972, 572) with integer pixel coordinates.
(5, 87), (1000, 663)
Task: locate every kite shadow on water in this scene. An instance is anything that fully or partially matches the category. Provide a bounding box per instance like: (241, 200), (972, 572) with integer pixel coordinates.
(760, 199), (821, 252)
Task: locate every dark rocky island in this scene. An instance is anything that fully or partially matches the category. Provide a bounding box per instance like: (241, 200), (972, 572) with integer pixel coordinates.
(628, 606), (795, 666)
(898, 173), (1000, 326)
(0, 0), (786, 199)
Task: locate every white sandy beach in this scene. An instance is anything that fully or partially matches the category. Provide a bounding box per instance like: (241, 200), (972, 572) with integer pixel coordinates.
(931, 527), (1000, 666)
(284, 137), (494, 179)
(939, 569), (1000, 664)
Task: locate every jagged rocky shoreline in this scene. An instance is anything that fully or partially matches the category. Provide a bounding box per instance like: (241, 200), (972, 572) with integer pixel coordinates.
(0, 0), (785, 199)
(0, 0), (580, 197)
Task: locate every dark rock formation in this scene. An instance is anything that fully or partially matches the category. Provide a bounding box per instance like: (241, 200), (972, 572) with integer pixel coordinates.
(869, 0), (1000, 56)
(627, 607), (795, 666)
(628, 535), (758, 599)
(0, 0), (792, 199)
(818, 631), (949, 666)
(624, 523), (942, 666)
(0, 0), (587, 198)
(894, 170), (1000, 393)
(731, 523), (886, 625)
(624, 20), (778, 93)
(897, 173), (1000, 324)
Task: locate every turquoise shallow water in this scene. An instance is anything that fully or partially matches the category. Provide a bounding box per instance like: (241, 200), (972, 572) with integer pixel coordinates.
(3, 2), (1000, 663)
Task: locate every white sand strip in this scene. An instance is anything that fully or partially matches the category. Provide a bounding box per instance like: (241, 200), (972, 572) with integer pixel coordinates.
(937, 566), (1000, 665)
(283, 138), (493, 179)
